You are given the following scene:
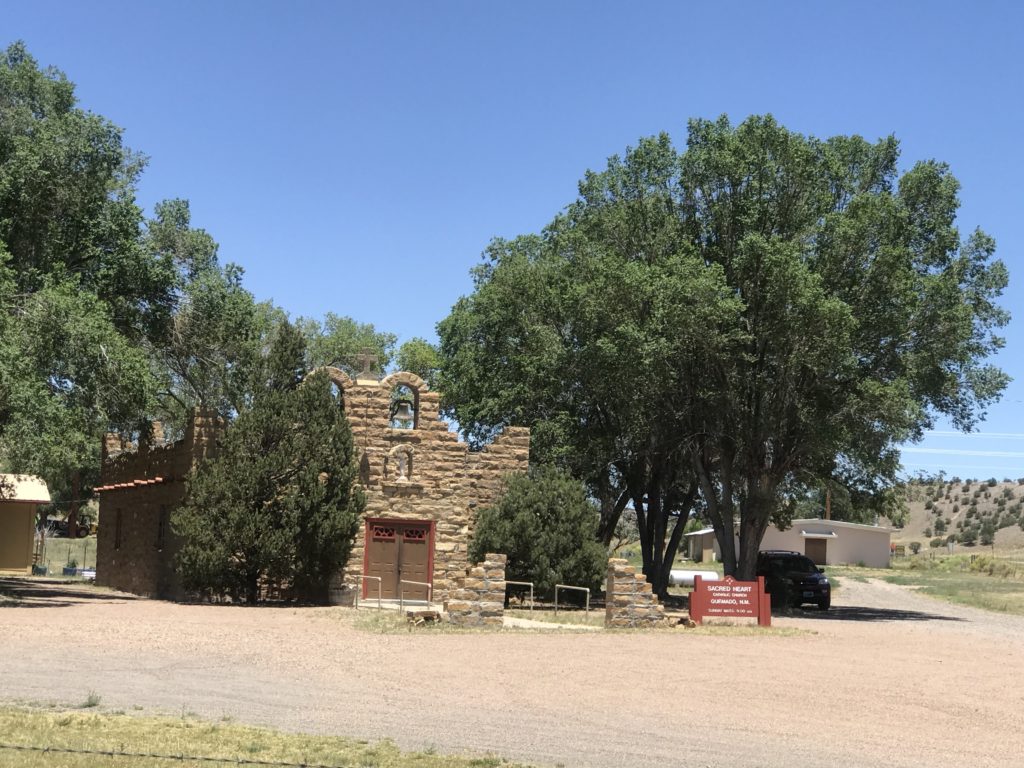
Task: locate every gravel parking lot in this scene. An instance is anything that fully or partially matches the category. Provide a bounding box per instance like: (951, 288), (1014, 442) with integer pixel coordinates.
(1, 576), (1022, 768)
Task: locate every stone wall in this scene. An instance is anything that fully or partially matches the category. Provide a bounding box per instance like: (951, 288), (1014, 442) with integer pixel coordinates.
(446, 552), (506, 627)
(95, 411), (221, 598)
(327, 368), (529, 605)
(604, 558), (666, 628)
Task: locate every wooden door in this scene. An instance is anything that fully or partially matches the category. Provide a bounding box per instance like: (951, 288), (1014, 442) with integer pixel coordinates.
(363, 520), (433, 600)
(805, 538), (827, 566)
(398, 525), (430, 600)
(365, 523), (400, 599)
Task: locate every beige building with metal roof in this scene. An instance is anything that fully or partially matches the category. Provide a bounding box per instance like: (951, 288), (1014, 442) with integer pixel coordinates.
(685, 518), (893, 569)
(0, 475), (50, 575)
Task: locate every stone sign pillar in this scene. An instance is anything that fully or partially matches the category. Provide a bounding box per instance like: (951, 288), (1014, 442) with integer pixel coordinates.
(604, 558), (665, 628)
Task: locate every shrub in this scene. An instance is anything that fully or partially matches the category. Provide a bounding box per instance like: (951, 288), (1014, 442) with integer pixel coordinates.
(923, 527), (932, 537)
(924, 499), (934, 510)
(933, 518), (946, 535)
(980, 520), (996, 546)
(929, 537), (944, 548)
(909, 541), (922, 555)
(952, 504), (959, 514)
(469, 465), (607, 599)
(970, 555), (1016, 578)
(987, 478), (998, 487)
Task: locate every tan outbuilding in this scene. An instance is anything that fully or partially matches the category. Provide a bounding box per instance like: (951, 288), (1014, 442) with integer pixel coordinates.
(0, 475), (50, 575)
(685, 518), (893, 569)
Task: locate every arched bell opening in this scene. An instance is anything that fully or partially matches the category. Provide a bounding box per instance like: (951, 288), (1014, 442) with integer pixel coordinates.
(389, 383), (419, 430)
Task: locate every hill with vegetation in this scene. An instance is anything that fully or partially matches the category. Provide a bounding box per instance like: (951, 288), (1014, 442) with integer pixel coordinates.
(893, 477), (1024, 554)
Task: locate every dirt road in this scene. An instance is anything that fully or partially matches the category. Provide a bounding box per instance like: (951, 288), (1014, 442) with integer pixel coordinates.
(1, 577), (1022, 768)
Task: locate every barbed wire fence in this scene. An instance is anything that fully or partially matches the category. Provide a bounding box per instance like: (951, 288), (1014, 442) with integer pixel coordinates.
(0, 742), (359, 767)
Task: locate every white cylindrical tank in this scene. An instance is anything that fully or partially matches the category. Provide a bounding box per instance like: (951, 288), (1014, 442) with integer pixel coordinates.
(668, 569), (722, 587)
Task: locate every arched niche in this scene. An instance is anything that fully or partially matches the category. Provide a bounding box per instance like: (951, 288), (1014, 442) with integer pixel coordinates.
(381, 371), (426, 430)
(308, 366), (354, 407)
(386, 444), (414, 482)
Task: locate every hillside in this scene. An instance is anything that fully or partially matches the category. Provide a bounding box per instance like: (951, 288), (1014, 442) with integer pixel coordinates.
(893, 478), (1024, 554)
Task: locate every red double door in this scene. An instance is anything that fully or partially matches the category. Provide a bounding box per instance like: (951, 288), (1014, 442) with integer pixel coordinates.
(363, 519), (433, 600)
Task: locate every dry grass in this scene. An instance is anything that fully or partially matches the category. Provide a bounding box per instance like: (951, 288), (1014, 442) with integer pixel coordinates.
(832, 556), (1024, 616)
(504, 608), (604, 626)
(0, 706), (526, 768)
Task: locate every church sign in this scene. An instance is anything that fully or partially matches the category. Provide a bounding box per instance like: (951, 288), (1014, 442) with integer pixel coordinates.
(689, 575), (771, 627)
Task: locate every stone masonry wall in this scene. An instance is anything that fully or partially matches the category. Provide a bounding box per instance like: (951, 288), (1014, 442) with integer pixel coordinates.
(604, 558), (666, 628)
(329, 369), (529, 605)
(95, 410), (221, 599)
(446, 552), (506, 627)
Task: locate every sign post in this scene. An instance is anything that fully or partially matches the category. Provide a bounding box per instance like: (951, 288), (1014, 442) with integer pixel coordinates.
(690, 575), (771, 627)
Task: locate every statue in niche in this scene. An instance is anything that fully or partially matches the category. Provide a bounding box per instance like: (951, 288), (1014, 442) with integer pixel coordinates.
(395, 451), (409, 482)
(387, 445), (413, 483)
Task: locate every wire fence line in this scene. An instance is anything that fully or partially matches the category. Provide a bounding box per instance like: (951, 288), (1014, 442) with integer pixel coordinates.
(0, 742), (358, 767)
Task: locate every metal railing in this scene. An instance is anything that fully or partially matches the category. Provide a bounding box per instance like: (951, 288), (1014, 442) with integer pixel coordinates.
(505, 580), (535, 611)
(399, 579), (433, 611)
(554, 584), (590, 615)
(354, 575), (382, 610)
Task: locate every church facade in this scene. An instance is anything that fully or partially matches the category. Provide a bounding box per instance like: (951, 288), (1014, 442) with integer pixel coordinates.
(95, 368), (530, 604)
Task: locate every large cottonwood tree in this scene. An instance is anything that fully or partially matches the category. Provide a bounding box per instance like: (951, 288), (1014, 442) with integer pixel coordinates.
(438, 116), (1008, 588)
(0, 42), (171, 520)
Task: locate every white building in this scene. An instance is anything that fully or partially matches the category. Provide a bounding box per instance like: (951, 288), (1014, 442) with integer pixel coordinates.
(684, 518), (892, 569)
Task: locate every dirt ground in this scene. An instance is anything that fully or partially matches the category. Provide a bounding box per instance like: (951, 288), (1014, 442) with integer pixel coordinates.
(1, 577), (1023, 768)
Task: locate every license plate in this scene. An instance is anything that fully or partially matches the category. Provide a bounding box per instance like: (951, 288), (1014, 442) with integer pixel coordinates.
(802, 591), (815, 598)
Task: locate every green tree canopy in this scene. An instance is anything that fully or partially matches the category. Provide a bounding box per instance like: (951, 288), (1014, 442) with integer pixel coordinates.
(439, 116), (1009, 586)
(296, 313), (396, 375)
(173, 320), (364, 604)
(0, 42), (177, 512)
(396, 337), (442, 389)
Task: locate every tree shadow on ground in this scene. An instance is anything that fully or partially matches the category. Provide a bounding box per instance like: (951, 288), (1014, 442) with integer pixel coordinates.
(0, 578), (139, 608)
(783, 604), (966, 623)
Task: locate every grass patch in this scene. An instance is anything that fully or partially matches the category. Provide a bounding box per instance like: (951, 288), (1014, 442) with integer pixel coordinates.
(681, 623), (811, 637)
(343, 609), (501, 635)
(504, 608), (604, 627)
(875, 554), (1024, 615)
(0, 706), (528, 767)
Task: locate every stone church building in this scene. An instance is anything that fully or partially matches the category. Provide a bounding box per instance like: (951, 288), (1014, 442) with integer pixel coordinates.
(94, 367), (529, 604)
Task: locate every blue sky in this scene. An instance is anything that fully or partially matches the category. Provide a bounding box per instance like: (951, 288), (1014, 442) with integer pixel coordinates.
(5, 1), (1023, 479)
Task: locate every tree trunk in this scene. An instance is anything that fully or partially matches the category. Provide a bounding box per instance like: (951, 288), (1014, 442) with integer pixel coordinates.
(735, 488), (775, 580)
(596, 489), (630, 546)
(67, 471), (81, 539)
(246, 572), (259, 604)
(635, 483), (696, 598)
